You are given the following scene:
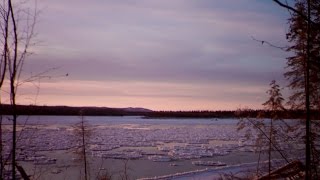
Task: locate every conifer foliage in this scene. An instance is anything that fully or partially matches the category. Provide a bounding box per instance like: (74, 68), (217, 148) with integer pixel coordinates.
(285, 0), (320, 110)
(262, 80), (285, 177)
(283, 0), (320, 178)
(273, 0), (320, 178)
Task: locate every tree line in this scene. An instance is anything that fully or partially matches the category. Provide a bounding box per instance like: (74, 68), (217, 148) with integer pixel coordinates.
(1, 104), (318, 119)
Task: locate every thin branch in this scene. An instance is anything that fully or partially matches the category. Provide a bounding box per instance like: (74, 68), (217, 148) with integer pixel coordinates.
(251, 36), (288, 51)
(16, 67), (60, 87)
(245, 118), (290, 163)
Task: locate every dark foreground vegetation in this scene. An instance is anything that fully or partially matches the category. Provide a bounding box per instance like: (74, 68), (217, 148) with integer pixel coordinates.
(0, 104), (151, 116)
(1, 104), (318, 119)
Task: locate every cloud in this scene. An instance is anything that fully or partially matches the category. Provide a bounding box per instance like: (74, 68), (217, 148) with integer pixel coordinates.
(19, 0), (291, 110)
(7, 79), (267, 110)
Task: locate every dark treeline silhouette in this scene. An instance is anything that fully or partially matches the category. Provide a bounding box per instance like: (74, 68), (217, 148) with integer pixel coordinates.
(236, 109), (319, 120)
(0, 104), (148, 116)
(0, 104), (318, 119)
(149, 109), (318, 119)
(145, 110), (234, 118)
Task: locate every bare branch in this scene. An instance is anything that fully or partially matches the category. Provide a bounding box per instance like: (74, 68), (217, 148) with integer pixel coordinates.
(251, 36), (288, 51)
(245, 118), (290, 163)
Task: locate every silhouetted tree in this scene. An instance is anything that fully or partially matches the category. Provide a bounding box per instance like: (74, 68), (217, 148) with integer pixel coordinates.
(0, 0), (10, 177)
(237, 81), (298, 178)
(0, 0), (37, 178)
(73, 111), (92, 180)
(262, 80), (285, 176)
(271, 0), (320, 178)
(284, 0), (320, 111)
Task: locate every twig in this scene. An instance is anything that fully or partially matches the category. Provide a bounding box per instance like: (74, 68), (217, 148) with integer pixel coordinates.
(251, 36), (288, 51)
(245, 118), (290, 163)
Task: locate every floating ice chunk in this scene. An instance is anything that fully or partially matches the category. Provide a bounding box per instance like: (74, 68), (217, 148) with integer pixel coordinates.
(148, 155), (172, 162)
(192, 161), (226, 167)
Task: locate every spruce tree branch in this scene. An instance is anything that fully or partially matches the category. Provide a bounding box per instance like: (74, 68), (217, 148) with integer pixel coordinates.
(272, 0), (317, 26)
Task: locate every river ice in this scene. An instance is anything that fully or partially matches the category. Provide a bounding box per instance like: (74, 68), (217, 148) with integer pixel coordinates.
(1, 116), (304, 179)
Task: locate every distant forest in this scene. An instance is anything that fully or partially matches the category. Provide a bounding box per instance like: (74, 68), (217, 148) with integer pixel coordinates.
(0, 104), (318, 119)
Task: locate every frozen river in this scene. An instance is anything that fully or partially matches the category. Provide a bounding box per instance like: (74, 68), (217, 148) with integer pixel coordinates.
(2, 116), (303, 179)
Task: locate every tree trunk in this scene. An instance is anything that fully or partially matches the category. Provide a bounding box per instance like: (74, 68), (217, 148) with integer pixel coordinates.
(82, 120), (88, 180)
(305, 0), (311, 179)
(8, 0), (19, 178)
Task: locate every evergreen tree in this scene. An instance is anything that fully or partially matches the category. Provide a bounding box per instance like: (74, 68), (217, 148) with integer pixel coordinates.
(284, 0), (320, 178)
(285, 0), (320, 111)
(262, 80), (285, 176)
(263, 80), (285, 113)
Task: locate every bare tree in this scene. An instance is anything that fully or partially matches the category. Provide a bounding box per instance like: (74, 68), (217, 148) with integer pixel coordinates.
(0, 0), (11, 178)
(0, 0), (37, 178)
(73, 110), (92, 180)
(119, 159), (131, 180)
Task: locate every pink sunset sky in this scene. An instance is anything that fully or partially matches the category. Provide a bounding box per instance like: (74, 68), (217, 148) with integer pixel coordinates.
(3, 0), (292, 111)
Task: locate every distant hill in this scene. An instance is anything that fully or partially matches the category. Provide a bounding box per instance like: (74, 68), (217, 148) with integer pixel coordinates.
(0, 104), (153, 116)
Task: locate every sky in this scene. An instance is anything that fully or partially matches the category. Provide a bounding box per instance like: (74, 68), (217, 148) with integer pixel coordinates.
(8, 0), (292, 111)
